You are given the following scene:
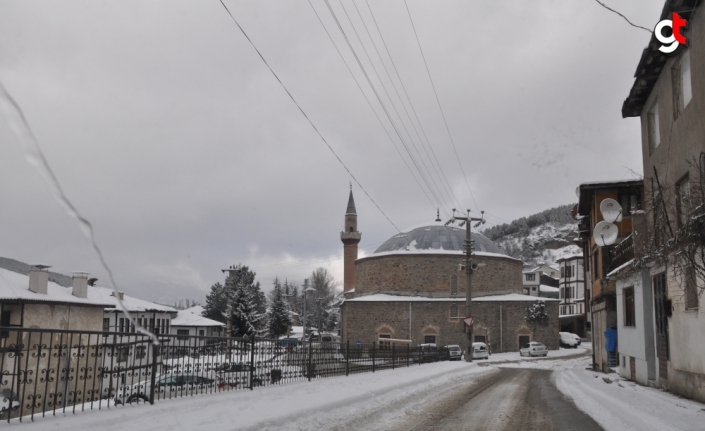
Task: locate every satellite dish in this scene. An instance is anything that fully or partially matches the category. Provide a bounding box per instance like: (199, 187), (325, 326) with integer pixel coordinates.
(600, 198), (623, 223)
(593, 221), (618, 246)
(575, 186), (581, 199)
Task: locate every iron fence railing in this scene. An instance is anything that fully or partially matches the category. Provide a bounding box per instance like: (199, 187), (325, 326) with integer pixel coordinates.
(0, 327), (449, 423)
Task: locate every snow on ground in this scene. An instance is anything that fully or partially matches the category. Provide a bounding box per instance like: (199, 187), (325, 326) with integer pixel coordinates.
(555, 358), (705, 431)
(15, 346), (705, 431)
(18, 361), (495, 431)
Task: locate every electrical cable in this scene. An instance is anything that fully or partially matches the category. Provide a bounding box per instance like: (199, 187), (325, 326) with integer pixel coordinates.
(219, 0), (401, 233)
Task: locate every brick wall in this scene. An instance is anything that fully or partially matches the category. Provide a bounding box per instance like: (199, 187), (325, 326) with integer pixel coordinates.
(341, 299), (559, 353)
(355, 254), (523, 297)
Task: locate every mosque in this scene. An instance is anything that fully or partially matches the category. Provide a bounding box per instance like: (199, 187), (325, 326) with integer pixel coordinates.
(339, 190), (559, 352)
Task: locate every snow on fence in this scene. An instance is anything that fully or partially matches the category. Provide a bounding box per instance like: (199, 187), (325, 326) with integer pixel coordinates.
(0, 327), (450, 423)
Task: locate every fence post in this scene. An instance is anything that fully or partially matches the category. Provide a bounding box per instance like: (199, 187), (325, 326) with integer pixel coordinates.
(149, 337), (158, 405)
(346, 340), (349, 377)
(307, 339), (313, 382)
(249, 334), (256, 390)
(372, 342), (376, 373)
(392, 344), (395, 370)
(407, 344), (410, 367)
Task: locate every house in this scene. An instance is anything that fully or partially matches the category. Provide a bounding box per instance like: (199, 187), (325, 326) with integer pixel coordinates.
(0, 264), (112, 413)
(575, 179), (644, 372)
(522, 267), (559, 298)
(557, 254), (586, 337)
(170, 305), (225, 342)
(620, 0), (705, 401)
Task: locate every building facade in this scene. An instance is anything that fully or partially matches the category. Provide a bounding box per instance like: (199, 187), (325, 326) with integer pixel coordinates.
(339, 190), (559, 352)
(557, 255), (586, 336)
(621, 0), (705, 401)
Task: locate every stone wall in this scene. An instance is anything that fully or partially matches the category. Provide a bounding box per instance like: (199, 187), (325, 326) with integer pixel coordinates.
(341, 299), (559, 353)
(355, 254), (523, 298)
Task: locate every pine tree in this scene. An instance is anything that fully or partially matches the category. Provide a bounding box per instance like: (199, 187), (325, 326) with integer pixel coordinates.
(203, 282), (227, 323)
(268, 282), (292, 338)
(525, 300), (550, 330)
(221, 264), (267, 337)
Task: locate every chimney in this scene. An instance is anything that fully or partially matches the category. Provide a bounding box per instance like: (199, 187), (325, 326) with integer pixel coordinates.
(110, 291), (125, 300)
(28, 265), (50, 294)
(72, 272), (89, 298)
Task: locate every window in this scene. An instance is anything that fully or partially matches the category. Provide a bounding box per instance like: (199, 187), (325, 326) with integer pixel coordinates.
(648, 101), (660, 154)
(135, 345), (146, 360)
(525, 274), (536, 281)
(116, 346), (129, 362)
(199, 329), (205, 336)
(624, 287), (635, 326)
(565, 266), (573, 278)
(672, 50), (692, 120)
(619, 191), (642, 216)
(450, 275), (458, 296)
(561, 267), (564, 278)
(677, 175), (691, 226)
(424, 335), (436, 344)
(449, 304), (460, 319)
(1, 311), (11, 338)
(118, 318), (126, 333)
(685, 267), (699, 310)
(474, 335), (486, 343)
(177, 329), (189, 340)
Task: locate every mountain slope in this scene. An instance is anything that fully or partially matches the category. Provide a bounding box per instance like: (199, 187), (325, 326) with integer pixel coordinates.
(482, 204), (580, 268)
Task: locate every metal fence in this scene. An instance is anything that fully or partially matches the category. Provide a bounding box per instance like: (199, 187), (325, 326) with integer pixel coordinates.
(0, 327), (449, 423)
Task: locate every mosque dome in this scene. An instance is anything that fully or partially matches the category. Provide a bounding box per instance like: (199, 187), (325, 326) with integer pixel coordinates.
(373, 223), (504, 255)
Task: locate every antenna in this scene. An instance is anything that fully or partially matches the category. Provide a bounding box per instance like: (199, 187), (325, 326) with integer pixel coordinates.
(600, 198), (623, 223)
(593, 221), (619, 246)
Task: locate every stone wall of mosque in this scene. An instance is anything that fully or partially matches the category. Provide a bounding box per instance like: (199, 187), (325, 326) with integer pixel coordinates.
(354, 253), (523, 298)
(341, 299), (559, 353)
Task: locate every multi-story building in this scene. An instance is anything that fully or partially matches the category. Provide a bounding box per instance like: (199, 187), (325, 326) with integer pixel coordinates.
(620, 0), (705, 401)
(557, 255), (586, 336)
(522, 268), (559, 298)
(575, 179), (643, 372)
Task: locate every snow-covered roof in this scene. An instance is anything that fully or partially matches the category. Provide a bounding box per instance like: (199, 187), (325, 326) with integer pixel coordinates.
(606, 259), (636, 278)
(346, 293), (558, 302)
(89, 286), (177, 313)
(472, 293), (559, 302)
(556, 254), (583, 262)
(373, 223), (507, 257)
(539, 285), (559, 292)
(579, 179), (643, 188)
(181, 305), (204, 315)
(171, 311), (224, 327)
(0, 268), (112, 307)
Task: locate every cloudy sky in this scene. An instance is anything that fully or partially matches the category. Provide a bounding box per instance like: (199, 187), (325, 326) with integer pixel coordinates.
(0, 0), (660, 303)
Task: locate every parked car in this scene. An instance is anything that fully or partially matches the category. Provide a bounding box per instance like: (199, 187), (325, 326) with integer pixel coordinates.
(471, 342), (489, 360)
(0, 389), (19, 414)
(115, 373), (216, 404)
(215, 363), (263, 387)
(559, 332), (581, 348)
(447, 344), (462, 361)
(520, 341), (548, 357)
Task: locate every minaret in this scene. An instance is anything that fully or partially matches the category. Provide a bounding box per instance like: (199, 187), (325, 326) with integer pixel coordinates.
(341, 185), (361, 294)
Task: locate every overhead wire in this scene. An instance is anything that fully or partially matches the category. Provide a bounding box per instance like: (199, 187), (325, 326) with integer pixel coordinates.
(403, 0), (481, 214)
(322, 0), (453, 218)
(218, 0), (401, 233)
(359, 0), (463, 212)
(306, 0), (440, 214)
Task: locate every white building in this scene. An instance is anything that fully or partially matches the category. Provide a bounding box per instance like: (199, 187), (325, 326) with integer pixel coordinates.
(170, 305), (225, 341)
(557, 254), (586, 336)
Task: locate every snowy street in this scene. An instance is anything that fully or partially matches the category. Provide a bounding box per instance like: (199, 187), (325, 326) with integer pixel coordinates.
(15, 347), (705, 431)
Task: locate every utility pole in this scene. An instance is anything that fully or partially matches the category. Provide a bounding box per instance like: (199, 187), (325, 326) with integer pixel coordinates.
(221, 266), (238, 361)
(445, 209), (485, 362)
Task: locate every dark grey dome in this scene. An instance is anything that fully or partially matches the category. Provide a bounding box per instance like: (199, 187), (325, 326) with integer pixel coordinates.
(374, 224), (504, 255)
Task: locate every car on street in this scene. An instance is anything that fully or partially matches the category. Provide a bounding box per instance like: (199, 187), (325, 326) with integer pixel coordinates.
(559, 332), (581, 348)
(471, 342), (489, 360)
(115, 373), (216, 404)
(447, 344), (462, 361)
(520, 341), (548, 357)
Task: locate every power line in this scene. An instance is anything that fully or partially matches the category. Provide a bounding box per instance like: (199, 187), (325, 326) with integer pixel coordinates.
(403, 0), (480, 213)
(218, 0), (400, 233)
(306, 0), (440, 214)
(592, 0), (652, 33)
(362, 0), (463, 211)
(322, 0), (452, 218)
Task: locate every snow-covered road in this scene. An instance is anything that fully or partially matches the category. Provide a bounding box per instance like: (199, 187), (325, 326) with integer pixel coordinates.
(16, 347), (705, 430)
